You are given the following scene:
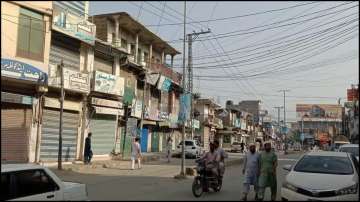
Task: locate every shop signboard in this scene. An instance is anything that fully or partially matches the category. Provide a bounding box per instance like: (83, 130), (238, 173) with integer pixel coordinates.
(1, 59), (47, 84)
(1, 92), (34, 105)
(296, 104), (342, 121)
(193, 119), (200, 129)
(94, 106), (123, 116)
(93, 71), (124, 96)
(159, 111), (169, 121)
(146, 73), (160, 86)
(91, 97), (122, 109)
(241, 121), (247, 130)
(127, 118), (139, 137)
(49, 66), (90, 94)
(52, 4), (95, 45)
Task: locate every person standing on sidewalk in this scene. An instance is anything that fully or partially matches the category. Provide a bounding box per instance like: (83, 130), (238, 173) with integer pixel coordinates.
(242, 143), (260, 201)
(258, 141), (278, 201)
(131, 137), (142, 170)
(166, 136), (173, 163)
(84, 132), (93, 165)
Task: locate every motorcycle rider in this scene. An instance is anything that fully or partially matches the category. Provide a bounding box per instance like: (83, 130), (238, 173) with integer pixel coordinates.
(214, 140), (228, 183)
(198, 142), (220, 191)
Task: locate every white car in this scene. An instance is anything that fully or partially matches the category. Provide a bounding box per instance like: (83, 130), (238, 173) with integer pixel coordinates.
(281, 151), (359, 201)
(339, 144), (359, 162)
(1, 164), (89, 201)
(175, 140), (202, 158)
(230, 142), (242, 153)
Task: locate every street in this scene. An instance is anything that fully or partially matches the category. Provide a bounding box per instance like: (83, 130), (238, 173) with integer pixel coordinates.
(51, 152), (301, 201)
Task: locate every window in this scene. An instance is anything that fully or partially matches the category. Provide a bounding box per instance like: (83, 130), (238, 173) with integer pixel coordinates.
(121, 38), (127, 49)
(2, 169), (59, 200)
(17, 7), (45, 61)
(350, 154), (359, 173)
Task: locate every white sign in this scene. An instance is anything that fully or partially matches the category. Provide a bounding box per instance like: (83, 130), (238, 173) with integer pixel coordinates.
(93, 71), (124, 96)
(94, 106), (123, 116)
(48, 66), (90, 94)
(131, 99), (143, 118)
(91, 97), (122, 109)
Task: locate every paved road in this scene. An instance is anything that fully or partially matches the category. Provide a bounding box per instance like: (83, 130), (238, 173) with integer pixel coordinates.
(52, 152), (302, 201)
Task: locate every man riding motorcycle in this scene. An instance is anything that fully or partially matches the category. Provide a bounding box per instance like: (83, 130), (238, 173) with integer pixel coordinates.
(214, 140), (228, 181)
(198, 143), (220, 186)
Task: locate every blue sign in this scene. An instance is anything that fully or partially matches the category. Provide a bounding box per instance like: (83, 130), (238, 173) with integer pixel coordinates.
(281, 127), (289, 134)
(178, 93), (191, 124)
(1, 59), (47, 84)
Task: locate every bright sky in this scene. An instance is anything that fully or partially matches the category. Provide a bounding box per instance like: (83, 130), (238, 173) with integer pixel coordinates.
(89, 1), (359, 122)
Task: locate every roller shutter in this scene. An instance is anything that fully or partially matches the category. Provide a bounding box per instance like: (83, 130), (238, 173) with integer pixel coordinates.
(89, 114), (117, 155)
(1, 104), (32, 163)
(40, 108), (79, 162)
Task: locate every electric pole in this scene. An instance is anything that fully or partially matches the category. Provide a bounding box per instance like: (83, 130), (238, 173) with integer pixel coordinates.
(274, 106), (283, 147)
(179, 0), (186, 178)
(187, 29), (211, 140)
(58, 60), (64, 170)
(278, 89), (290, 155)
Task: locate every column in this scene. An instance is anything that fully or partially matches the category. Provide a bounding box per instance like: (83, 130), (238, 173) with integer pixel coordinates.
(171, 55), (174, 68)
(161, 50), (165, 64)
(113, 17), (120, 47)
(149, 43), (153, 68)
(135, 33), (139, 63)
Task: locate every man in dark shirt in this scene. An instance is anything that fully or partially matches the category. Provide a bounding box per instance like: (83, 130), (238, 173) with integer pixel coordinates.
(84, 132), (92, 164)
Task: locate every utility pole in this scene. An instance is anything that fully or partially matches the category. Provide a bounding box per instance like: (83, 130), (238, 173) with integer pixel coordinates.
(278, 89), (290, 155)
(274, 106), (283, 148)
(179, 0), (187, 178)
(187, 29), (211, 140)
(58, 60), (64, 170)
(140, 70), (147, 134)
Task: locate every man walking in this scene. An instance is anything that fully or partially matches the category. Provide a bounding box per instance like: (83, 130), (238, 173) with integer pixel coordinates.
(84, 132), (93, 165)
(242, 143), (260, 201)
(258, 141), (278, 201)
(131, 137), (142, 170)
(166, 136), (173, 163)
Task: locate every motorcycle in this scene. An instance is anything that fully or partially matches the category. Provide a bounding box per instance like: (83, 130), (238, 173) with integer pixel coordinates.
(192, 158), (222, 197)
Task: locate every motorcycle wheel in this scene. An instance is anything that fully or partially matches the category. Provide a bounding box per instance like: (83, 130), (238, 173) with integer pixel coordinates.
(192, 177), (203, 197)
(215, 178), (222, 192)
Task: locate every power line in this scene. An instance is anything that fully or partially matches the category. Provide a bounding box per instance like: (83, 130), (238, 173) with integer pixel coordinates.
(144, 1), (321, 26)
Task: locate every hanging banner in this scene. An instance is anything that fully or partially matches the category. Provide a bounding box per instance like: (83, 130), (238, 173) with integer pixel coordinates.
(127, 118), (139, 137)
(178, 93), (191, 124)
(146, 73), (160, 86)
(131, 99), (143, 118)
(157, 75), (172, 92)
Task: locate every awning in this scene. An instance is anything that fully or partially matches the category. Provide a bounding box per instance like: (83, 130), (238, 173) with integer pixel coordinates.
(143, 120), (157, 125)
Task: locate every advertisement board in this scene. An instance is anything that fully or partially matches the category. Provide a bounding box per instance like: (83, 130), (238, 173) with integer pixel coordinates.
(347, 88), (359, 101)
(93, 71), (124, 96)
(52, 4), (95, 45)
(178, 93), (191, 124)
(157, 75), (172, 92)
(91, 97), (122, 109)
(296, 104), (342, 121)
(131, 99), (143, 118)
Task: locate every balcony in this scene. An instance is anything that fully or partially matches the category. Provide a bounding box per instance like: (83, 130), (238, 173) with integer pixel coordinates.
(148, 62), (182, 85)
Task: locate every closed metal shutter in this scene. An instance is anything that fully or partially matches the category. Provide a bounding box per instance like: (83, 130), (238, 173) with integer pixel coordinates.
(50, 40), (80, 71)
(94, 57), (113, 74)
(151, 132), (159, 152)
(1, 104), (32, 163)
(89, 114), (116, 155)
(40, 108), (79, 162)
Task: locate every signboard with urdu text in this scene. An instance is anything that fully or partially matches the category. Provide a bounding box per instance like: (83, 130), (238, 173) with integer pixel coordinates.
(93, 71), (124, 96)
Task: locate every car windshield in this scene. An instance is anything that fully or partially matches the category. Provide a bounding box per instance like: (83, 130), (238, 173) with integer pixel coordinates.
(340, 147), (359, 157)
(294, 155), (354, 175)
(179, 141), (194, 146)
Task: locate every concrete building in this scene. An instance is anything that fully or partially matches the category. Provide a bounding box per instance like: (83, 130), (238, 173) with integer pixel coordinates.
(226, 100), (262, 125)
(91, 12), (182, 157)
(344, 85), (359, 144)
(194, 98), (222, 151)
(1, 1), (53, 163)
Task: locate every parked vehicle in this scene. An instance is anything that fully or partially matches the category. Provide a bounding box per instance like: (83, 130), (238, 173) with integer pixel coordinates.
(192, 158), (222, 197)
(333, 141), (351, 151)
(230, 142), (242, 153)
(1, 164), (89, 201)
(281, 151), (359, 201)
(175, 140), (202, 158)
(339, 144), (359, 162)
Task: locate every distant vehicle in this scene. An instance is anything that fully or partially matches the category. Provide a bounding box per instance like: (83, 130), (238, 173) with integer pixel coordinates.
(334, 141), (351, 151)
(175, 140), (202, 158)
(1, 164), (89, 201)
(230, 142), (242, 153)
(293, 143), (301, 151)
(281, 151), (359, 201)
(339, 144), (359, 162)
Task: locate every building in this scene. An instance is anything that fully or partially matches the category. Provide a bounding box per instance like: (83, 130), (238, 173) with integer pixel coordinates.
(194, 98), (222, 151)
(232, 100), (262, 125)
(1, 1), (53, 163)
(296, 104), (343, 146)
(344, 84), (359, 144)
(91, 12), (182, 157)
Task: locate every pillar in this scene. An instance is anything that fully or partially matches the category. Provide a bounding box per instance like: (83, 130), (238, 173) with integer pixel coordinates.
(135, 33), (139, 63)
(161, 50), (165, 64)
(113, 17), (120, 47)
(170, 55), (174, 68)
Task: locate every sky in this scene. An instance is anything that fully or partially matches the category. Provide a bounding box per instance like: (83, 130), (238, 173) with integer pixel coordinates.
(89, 1), (359, 122)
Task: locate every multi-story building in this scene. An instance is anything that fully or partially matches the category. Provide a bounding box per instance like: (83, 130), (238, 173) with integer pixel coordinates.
(194, 98), (222, 151)
(231, 100), (262, 125)
(38, 1), (96, 163)
(345, 84), (359, 144)
(1, 1), (53, 163)
(91, 12), (182, 157)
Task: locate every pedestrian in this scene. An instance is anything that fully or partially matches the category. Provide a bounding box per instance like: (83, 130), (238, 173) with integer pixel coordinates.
(214, 140), (228, 183)
(166, 136), (173, 163)
(84, 132), (93, 165)
(131, 137), (142, 170)
(240, 141), (245, 153)
(242, 143), (260, 201)
(258, 141), (278, 201)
